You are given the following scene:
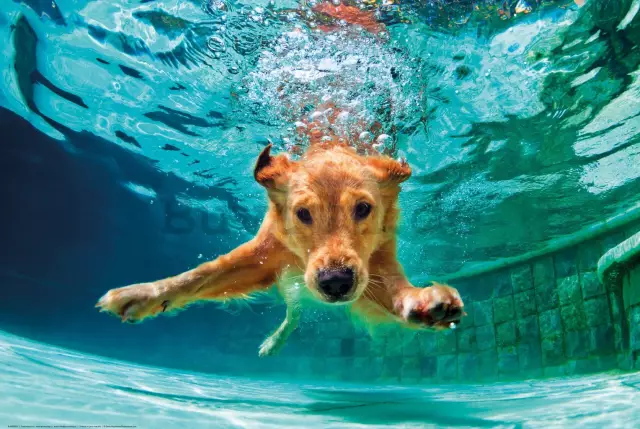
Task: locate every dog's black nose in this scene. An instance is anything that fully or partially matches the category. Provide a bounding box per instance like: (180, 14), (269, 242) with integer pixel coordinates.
(318, 268), (355, 301)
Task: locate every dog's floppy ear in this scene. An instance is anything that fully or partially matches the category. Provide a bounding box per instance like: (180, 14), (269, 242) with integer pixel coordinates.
(367, 156), (412, 185)
(254, 144), (294, 190)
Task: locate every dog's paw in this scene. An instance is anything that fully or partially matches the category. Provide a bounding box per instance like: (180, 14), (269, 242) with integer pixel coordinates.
(96, 282), (170, 323)
(258, 334), (284, 357)
(395, 283), (464, 330)
(259, 327), (293, 357)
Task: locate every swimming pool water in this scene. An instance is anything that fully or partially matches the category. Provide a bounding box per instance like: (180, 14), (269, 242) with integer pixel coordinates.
(2, 0), (640, 426)
(2, 0), (639, 278)
(2, 329), (640, 428)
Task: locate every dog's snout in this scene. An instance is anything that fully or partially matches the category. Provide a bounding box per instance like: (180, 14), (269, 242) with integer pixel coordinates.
(318, 267), (355, 301)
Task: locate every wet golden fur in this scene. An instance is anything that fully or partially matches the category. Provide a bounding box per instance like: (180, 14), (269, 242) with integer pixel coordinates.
(97, 139), (464, 356)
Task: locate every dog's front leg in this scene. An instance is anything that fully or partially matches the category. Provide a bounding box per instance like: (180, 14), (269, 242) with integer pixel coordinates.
(362, 251), (465, 329)
(258, 270), (302, 357)
(258, 304), (300, 357)
(96, 228), (293, 323)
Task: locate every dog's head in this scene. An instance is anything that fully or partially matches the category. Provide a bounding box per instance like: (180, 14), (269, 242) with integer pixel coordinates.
(254, 144), (411, 304)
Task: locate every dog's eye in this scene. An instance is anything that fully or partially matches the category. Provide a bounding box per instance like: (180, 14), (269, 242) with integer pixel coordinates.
(354, 202), (372, 221)
(296, 208), (312, 225)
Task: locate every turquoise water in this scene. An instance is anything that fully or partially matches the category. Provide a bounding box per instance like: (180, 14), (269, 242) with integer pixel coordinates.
(2, 0), (639, 276)
(2, 0), (640, 426)
(3, 329), (640, 428)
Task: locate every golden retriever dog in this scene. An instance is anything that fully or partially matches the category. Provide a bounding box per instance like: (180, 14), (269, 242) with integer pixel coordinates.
(96, 119), (465, 356)
(97, 3), (465, 356)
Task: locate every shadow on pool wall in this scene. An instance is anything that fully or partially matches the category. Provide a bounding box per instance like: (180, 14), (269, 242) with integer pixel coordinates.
(0, 107), (292, 375)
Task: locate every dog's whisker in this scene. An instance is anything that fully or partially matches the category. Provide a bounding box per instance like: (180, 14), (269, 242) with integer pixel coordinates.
(368, 274), (393, 283)
(363, 288), (386, 310)
(364, 281), (386, 297)
(366, 278), (385, 287)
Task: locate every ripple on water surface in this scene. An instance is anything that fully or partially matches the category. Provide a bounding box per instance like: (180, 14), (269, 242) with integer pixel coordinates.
(2, 330), (640, 428)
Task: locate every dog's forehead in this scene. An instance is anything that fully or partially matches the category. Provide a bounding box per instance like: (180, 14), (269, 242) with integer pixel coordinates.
(290, 159), (371, 191)
(285, 157), (381, 209)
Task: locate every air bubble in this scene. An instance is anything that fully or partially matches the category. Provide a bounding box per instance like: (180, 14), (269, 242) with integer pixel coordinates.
(207, 36), (226, 53)
(336, 111), (350, 123)
(310, 111), (329, 125)
(359, 131), (373, 143)
(376, 134), (391, 147)
(310, 111), (323, 121)
(238, 14), (426, 155)
(332, 0), (341, 5)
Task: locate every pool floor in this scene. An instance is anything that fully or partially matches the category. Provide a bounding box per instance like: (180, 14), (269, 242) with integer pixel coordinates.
(1, 330), (640, 428)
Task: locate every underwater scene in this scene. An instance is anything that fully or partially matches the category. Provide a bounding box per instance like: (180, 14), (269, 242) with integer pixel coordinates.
(2, 0), (640, 427)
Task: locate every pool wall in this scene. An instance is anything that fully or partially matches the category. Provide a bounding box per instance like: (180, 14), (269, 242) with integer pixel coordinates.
(625, 261), (640, 370)
(223, 218), (640, 384)
(435, 220), (640, 383)
(601, 230), (640, 372)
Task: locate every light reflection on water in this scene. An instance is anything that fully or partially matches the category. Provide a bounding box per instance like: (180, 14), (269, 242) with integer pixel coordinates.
(2, 330), (640, 428)
(1, 1), (639, 277)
